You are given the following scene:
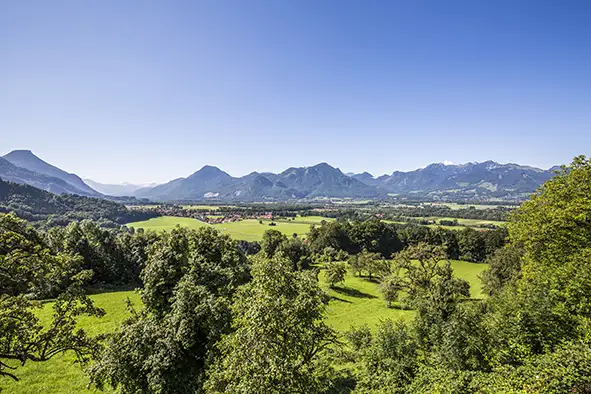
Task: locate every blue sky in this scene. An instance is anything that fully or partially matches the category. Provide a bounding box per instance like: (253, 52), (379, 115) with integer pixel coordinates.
(1, 0), (590, 183)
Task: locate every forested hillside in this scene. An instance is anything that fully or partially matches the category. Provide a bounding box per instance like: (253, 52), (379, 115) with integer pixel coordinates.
(0, 178), (157, 227)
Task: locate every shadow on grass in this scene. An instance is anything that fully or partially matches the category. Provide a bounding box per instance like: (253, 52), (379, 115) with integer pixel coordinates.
(332, 286), (377, 299)
(330, 295), (353, 303)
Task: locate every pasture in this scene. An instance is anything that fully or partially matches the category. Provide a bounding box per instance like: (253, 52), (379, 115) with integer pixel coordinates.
(126, 216), (318, 242)
(321, 259), (487, 331)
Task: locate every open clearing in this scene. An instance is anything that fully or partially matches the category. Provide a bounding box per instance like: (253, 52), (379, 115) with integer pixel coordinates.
(3, 259), (486, 393)
(126, 214), (501, 242)
(127, 216), (317, 241)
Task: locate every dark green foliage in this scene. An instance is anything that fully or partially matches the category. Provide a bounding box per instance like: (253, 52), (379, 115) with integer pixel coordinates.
(205, 254), (337, 394)
(45, 220), (158, 286)
(308, 218), (505, 264)
(0, 178), (157, 228)
(276, 237), (313, 270)
(260, 229), (287, 257)
(89, 226), (250, 394)
(349, 320), (418, 394)
(348, 218), (403, 257)
(480, 243), (523, 296)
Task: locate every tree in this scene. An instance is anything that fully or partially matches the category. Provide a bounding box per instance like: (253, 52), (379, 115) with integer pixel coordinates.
(205, 254), (338, 394)
(356, 248), (387, 281)
(0, 213), (103, 384)
(325, 262), (347, 288)
(480, 243), (523, 296)
(348, 218), (403, 257)
(379, 275), (403, 307)
(260, 229), (287, 257)
(390, 243), (470, 315)
(276, 237), (312, 270)
(457, 228), (486, 262)
(89, 227), (250, 394)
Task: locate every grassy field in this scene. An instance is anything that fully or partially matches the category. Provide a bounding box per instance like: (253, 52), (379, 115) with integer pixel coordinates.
(126, 214), (502, 243)
(3, 291), (141, 394)
(3, 259), (487, 392)
(127, 216), (316, 242)
(321, 259), (487, 332)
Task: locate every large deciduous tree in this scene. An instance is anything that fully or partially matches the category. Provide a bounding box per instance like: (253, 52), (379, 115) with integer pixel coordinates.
(205, 254), (338, 394)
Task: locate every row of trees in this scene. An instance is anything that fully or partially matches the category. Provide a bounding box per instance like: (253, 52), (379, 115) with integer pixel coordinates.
(307, 217), (507, 263)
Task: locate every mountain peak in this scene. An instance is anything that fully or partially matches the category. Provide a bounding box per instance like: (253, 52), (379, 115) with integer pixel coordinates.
(187, 165), (232, 181)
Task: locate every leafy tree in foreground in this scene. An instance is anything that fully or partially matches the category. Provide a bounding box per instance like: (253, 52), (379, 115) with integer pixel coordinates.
(205, 254), (338, 394)
(0, 213), (104, 385)
(88, 227), (250, 394)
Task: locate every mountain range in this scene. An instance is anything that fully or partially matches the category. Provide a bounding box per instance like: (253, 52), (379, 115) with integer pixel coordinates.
(0, 150), (559, 202)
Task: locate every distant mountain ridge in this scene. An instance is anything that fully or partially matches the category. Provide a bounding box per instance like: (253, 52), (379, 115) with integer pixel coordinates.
(135, 162), (379, 201)
(135, 160), (556, 201)
(0, 150), (558, 202)
(2, 150), (100, 197)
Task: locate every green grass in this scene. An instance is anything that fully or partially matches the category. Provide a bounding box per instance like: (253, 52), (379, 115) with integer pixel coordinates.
(127, 216), (315, 242)
(321, 270), (414, 331)
(127, 216), (210, 232)
(212, 219), (312, 241)
(3, 291), (141, 394)
(321, 259), (488, 332)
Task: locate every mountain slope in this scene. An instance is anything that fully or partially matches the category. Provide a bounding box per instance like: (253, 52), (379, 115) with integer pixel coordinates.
(3, 150), (100, 196)
(377, 161), (555, 199)
(0, 157), (99, 196)
(136, 166), (235, 200)
(136, 163), (380, 201)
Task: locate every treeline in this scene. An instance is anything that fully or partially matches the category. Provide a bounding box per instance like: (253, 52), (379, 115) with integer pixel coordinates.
(0, 178), (159, 228)
(380, 204), (511, 222)
(306, 218), (507, 263)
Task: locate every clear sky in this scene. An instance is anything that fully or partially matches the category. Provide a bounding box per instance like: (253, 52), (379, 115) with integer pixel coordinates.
(1, 0), (590, 184)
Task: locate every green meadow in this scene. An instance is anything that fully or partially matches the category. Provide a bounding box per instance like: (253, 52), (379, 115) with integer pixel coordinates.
(126, 216), (320, 241)
(3, 259), (487, 393)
